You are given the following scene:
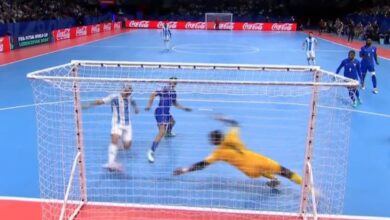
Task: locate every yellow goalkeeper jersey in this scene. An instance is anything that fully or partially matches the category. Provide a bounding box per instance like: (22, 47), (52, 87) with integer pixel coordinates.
(205, 127), (282, 178)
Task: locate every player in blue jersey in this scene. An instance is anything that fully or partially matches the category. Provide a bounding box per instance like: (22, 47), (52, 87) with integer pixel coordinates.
(161, 23), (172, 52)
(145, 77), (192, 163)
(83, 84), (139, 171)
(336, 50), (363, 108)
(359, 38), (379, 94)
(302, 32), (318, 65)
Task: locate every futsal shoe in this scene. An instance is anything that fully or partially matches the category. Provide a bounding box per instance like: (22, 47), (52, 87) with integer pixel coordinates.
(147, 150), (155, 163)
(103, 161), (123, 172)
(165, 132), (176, 138)
(266, 179), (281, 188)
(352, 101), (358, 108)
(372, 88), (379, 94)
(357, 98), (362, 105)
(361, 85), (365, 90)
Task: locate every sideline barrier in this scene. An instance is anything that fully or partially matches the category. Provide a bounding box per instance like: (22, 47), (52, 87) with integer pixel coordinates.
(125, 20), (297, 31)
(52, 22), (122, 42)
(0, 36), (11, 52)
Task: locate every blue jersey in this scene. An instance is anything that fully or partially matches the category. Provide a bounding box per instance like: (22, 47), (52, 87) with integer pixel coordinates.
(336, 58), (362, 81)
(162, 26), (171, 40)
(155, 86), (177, 115)
(359, 45), (377, 66)
(103, 94), (132, 126)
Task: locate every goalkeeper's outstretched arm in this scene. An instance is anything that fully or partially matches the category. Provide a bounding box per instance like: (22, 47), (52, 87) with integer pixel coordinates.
(214, 114), (239, 127)
(173, 161), (210, 176)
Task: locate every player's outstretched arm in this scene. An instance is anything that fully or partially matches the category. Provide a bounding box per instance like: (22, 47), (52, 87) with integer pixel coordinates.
(82, 99), (105, 110)
(214, 114), (239, 127)
(173, 100), (191, 112)
(131, 100), (139, 114)
(173, 161), (210, 176)
(374, 49), (379, 65)
(335, 60), (345, 74)
(145, 92), (157, 111)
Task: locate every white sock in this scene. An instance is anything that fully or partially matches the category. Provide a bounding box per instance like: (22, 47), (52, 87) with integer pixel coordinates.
(108, 143), (118, 164)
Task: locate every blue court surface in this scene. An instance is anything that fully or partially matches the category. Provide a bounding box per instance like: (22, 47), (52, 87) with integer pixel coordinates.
(0, 30), (389, 218)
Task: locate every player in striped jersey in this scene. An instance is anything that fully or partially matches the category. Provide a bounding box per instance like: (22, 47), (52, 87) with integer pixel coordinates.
(302, 32), (318, 65)
(161, 23), (172, 52)
(83, 84), (139, 171)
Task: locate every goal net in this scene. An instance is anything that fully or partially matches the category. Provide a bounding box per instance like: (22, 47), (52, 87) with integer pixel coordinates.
(28, 61), (357, 220)
(205, 12), (233, 30)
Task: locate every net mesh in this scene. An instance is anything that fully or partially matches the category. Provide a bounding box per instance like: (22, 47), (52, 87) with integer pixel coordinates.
(29, 61), (356, 220)
(205, 13), (233, 30)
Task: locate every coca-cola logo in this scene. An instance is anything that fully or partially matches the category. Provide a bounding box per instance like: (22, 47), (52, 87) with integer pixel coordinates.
(56, 28), (70, 40)
(157, 21), (178, 29)
(219, 22), (234, 30)
(185, 22), (206, 30)
(243, 23), (264, 30)
(76, 26), (87, 36)
(91, 25), (100, 33)
(129, 20), (150, 28)
(271, 23), (293, 31)
(113, 22), (121, 30)
(103, 23), (112, 31)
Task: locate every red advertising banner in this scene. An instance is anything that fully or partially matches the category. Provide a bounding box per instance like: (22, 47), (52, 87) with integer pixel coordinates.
(125, 20), (296, 31)
(52, 22), (122, 42)
(0, 36), (11, 52)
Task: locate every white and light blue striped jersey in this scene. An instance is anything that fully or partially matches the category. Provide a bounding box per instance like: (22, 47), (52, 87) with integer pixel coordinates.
(103, 94), (132, 126)
(304, 37), (317, 52)
(162, 26), (172, 40)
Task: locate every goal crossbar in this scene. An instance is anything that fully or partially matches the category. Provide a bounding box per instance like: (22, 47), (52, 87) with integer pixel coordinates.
(27, 60), (359, 88)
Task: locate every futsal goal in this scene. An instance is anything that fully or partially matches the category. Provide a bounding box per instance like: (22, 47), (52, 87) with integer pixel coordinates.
(205, 12), (233, 30)
(28, 61), (358, 220)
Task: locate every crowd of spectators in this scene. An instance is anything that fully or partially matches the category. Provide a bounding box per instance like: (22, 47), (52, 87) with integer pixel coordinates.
(0, 0), (101, 24)
(164, 0), (292, 22)
(318, 18), (390, 44)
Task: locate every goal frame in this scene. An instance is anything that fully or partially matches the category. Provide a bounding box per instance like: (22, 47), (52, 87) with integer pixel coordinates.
(205, 12), (233, 30)
(27, 60), (358, 220)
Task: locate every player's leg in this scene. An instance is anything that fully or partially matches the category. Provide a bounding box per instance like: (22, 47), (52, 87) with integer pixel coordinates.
(104, 125), (123, 171)
(311, 51), (316, 65)
(148, 124), (167, 163)
(361, 64), (368, 90)
(279, 166), (302, 185)
(164, 39), (170, 51)
(354, 88), (362, 105)
(259, 157), (302, 186)
(369, 66), (378, 94)
(306, 51), (311, 65)
(122, 124), (133, 150)
(165, 115), (176, 137)
(347, 87), (357, 107)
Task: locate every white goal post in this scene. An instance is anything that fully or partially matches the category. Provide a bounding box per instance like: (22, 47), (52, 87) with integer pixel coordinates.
(28, 61), (358, 220)
(205, 12), (233, 30)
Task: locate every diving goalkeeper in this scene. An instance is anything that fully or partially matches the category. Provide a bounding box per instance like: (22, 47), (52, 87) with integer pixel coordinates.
(173, 115), (302, 188)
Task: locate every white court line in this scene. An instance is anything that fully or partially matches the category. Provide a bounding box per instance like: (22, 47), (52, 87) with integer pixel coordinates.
(172, 43), (260, 55)
(0, 196), (389, 220)
(83, 44), (345, 53)
(0, 30), (133, 67)
(1, 98), (390, 119)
